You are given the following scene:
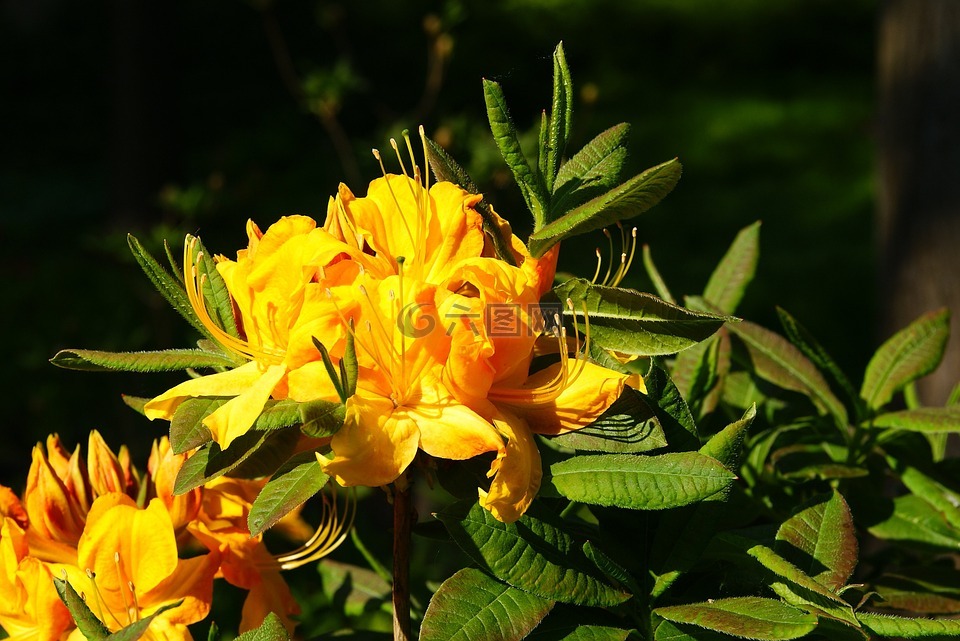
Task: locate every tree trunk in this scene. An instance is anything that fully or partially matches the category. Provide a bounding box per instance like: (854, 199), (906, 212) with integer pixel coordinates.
(878, 0), (960, 405)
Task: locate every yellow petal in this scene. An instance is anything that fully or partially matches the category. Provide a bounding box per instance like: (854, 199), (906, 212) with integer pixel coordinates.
(141, 550), (219, 625)
(239, 571), (300, 635)
(478, 407), (542, 523)
(320, 395), (420, 487)
(203, 364), (287, 448)
(144, 360), (268, 421)
(514, 361), (629, 435)
(409, 395), (503, 461)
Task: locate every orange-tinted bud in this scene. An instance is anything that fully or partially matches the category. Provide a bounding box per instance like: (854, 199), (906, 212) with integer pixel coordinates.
(87, 430), (132, 497)
(24, 445), (86, 547)
(148, 438), (201, 531)
(0, 486), (27, 530)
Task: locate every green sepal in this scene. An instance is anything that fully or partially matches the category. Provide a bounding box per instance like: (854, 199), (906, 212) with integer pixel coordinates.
(553, 279), (729, 357)
(420, 568), (554, 641)
(861, 308), (950, 411)
(127, 234), (212, 341)
(528, 158), (681, 258)
(425, 136), (517, 265)
(50, 348), (235, 373)
(186, 233), (240, 339)
(437, 501), (630, 607)
(248, 450), (329, 537)
(546, 452), (734, 510)
(483, 78), (548, 228)
(233, 613), (291, 641)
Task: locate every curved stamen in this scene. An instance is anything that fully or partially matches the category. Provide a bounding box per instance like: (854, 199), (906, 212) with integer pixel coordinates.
(260, 484), (356, 571)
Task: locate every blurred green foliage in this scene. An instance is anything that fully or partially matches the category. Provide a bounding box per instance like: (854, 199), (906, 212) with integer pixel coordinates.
(1, 0), (874, 502)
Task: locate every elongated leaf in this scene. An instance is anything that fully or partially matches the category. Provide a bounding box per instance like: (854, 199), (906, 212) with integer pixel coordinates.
(554, 279), (728, 357)
(319, 560), (391, 616)
(722, 315), (848, 429)
(420, 568), (554, 641)
(871, 407), (960, 433)
(868, 494), (960, 552)
(188, 234), (240, 338)
(437, 501), (630, 607)
(234, 612), (290, 641)
(173, 425), (301, 494)
(655, 598), (817, 641)
(671, 336), (717, 410)
(776, 307), (859, 411)
(703, 221), (761, 315)
(170, 397), (221, 454)
(897, 465), (960, 529)
(425, 136), (516, 265)
(54, 576), (110, 641)
(654, 620), (731, 641)
(106, 601), (183, 641)
(642, 244), (676, 304)
(644, 361), (700, 451)
(544, 42), (573, 194)
(528, 158), (681, 257)
(583, 541), (641, 594)
(857, 612), (960, 638)
(531, 624), (631, 641)
(875, 567), (960, 614)
(483, 78), (547, 227)
(775, 491), (858, 591)
(248, 451), (329, 536)
(128, 234), (211, 340)
(551, 125), (629, 219)
(51, 348), (235, 372)
(861, 308), (950, 410)
(547, 452), (734, 510)
(299, 399), (347, 438)
(550, 386), (667, 453)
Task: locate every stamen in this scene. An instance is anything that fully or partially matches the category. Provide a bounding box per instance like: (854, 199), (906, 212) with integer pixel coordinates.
(262, 485), (356, 571)
(591, 248), (602, 284)
(390, 138), (410, 179)
(602, 229), (614, 286)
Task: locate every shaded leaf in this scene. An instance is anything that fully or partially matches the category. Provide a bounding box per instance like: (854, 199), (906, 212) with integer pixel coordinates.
(875, 567), (960, 614)
(188, 234), (239, 339)
(644, 361), (700, 451)
(248, 451), (329, 537)
(544, 42), (573, 195)
(50, 348), (236, 372)
(654, 620), (733, 641)
(868, 494), (960, 552)
(775, 491), (858, 591)
(420, 568), (554, 641)
(528, 158), (681, 257)
(550, 387), (667, 453)
(437, 501), (630, 607)
(54, 576), (110, 641)
(703, 221), (761, 315)
(234, 612), (290, 641)
(547, 452), (734, 510)
(861, 308), (950, 410)
(555, 279), (728, 357)
(319, 560), (391, 616)
(642, 244), (676, 304)
(552, 124), (630, 218)
(654, 598), (817, 641)
(857, 612), (960, 638)
(106, 601), (183, 641)
(871, 407), (960, 433)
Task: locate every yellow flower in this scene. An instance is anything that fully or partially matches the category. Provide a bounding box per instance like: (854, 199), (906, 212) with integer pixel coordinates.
(146, 438), (201, 533)
(65, 495), (219, 640)
(0, 517), (73, 641)
(144, 216), (352, 449)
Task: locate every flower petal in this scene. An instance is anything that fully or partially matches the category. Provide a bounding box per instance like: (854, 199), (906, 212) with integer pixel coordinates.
(320, 395), (420, 487)
(203, 364), (288, 448)
(409, 396), (503, 461)
(478, 407), (542, 523)
(144, 360), (267, 421)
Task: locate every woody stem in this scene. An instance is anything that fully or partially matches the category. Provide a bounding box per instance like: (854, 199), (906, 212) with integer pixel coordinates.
(392, 477), (414, 641)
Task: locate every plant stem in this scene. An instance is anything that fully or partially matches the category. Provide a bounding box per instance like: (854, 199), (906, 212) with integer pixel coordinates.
(392, 477), (413, 641)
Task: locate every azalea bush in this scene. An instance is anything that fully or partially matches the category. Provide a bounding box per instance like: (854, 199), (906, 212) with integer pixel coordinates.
(3, 43), (959, 641)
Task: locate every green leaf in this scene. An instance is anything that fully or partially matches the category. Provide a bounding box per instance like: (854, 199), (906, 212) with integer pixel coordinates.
(868, 494), (960, 552)
(871, 407), (960, 433)
(551, 124), (629, 218)
(550, 386), (667, 453)
(641, 243), (676, 304)
(531, 622), (631, 641)
(483, 78), (547, 227)
(874, 567), (960, 614)
(233, 612), (291, 641)
(861, 308), (950, 410)
(437, 501), (630, 607)
(654, 620), (732, 641)
(54, 576), (110, 641)
(547, 452), (735, 510)
(318, 560), (391, 616)
(127, 234), (212, 342)
(173, 426), (301, 494)
(554, 279), (728, 357)
(722, 315), (848, 429)
(169, 397), (221, 454)
(425, 136), (517, 265)
(644, 361), (701, 451)
(703, 221), (761, 315)
(775, 491), (858, 591)
(420, 568), (554, 641)
(896, 465), (960, 529)
(248, 451), (329, 537)
(106, 601), (183, 641)
(188, 234), (240, 339)
(50, 348), (236, 373)
(654, 598), (817, 641)
(582, 540), (641, 594)
(544, 42), (573, 195)
(528, 158), (681, 258)
(776, 308), (862, 421)
(857, 612), (960, 638)
(121, 395), (149, 416)
(299, 398), (347, 438)
(671, 336), (718, 412)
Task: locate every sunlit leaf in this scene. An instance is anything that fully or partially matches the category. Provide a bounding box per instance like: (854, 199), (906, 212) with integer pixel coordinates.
(874, 567), (960, 614)
(644, 361), (700, 451)
(54, 577), (110, 641)
(437, 501), (630, 607)
(775, 491), (858, 591)
(654, 598), (817, 641)
(420, 568), (554, 641)
(234, 612), (290, 641)
(703, 221), (760, 315)
(868, 494), (960, 552)
(547, 452), (734, 510)
(870, 407), (960, 433)
(861, 308), (950, 410)
(857, 612), (960, 638)
(248, 451), (329, 537)
(896, 465), (960, 530)
(188, 233), (240, 338)
(50, 348), (236, 372)
(106, 601), (183, 641)
(552, 124), (630, 217)
(544, 42), (573, 195)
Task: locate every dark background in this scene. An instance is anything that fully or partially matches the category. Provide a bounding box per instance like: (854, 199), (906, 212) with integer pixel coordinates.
(1, 0), (879, 486)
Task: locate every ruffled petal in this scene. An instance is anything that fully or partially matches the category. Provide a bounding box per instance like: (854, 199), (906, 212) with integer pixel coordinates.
(478, 406), (541, 523)
(203, 364), (288, 449)
(320, 395), (420, 487)
(409, 394), (503, 461)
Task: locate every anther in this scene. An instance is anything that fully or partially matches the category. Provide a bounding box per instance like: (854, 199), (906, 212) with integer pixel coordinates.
(86, 568), (96, 579)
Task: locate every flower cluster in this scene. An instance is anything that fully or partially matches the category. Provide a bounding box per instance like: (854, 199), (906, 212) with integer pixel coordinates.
(0, 431), (310, 641)
(144, 139), (642, 523)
